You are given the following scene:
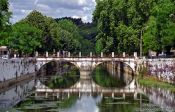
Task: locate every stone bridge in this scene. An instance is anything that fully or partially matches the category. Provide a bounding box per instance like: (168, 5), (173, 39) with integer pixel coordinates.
(36, 57), (137, 79)
(35, 57), (175, 81)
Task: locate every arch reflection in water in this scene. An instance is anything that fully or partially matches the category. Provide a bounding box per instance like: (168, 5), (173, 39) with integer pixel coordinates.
(37, 61), (80, 89)
(91, 61), (134, 88)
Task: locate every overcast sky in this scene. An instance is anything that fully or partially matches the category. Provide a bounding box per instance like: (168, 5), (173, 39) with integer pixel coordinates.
(9, 0), (96, 23)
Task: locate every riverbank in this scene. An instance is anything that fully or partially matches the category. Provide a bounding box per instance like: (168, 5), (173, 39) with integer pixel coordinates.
(138, 75), (175, 92)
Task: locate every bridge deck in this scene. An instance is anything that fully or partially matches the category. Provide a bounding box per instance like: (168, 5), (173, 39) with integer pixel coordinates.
(35, 88), (137, 94)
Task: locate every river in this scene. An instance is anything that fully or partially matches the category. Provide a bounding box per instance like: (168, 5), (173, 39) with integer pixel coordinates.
(0, 61), (175, 112)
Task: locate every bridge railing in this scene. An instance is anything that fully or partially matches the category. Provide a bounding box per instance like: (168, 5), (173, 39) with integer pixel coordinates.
(36, 52), (135, 58)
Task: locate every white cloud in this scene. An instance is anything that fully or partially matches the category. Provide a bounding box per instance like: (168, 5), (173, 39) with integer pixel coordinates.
(9, 0), (96, 23)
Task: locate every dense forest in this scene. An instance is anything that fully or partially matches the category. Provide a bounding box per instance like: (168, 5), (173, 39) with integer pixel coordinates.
(0, 0), (175, 56)
(94, 0), (175, 55)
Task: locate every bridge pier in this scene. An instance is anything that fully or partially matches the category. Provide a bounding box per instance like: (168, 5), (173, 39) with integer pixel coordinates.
(80, 70), (91, 80)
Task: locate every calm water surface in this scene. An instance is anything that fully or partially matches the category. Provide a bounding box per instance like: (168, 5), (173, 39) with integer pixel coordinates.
(0, 61), (175, 112)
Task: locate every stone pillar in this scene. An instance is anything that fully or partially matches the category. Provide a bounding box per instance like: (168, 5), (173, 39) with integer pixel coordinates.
(134, 52), (137, 58)
(14, 54), (16, 58)
(35, 51), (38, 57)
(101, 93), (103, 97)
(35, 92), (37, 97)
(112, 52), (115, 58)
(123, 52), (126, 58)
(134, 92), (137, 100)
(57, 52), (60, 57)
(79, 52), (81, 57)
(63, 51), (65, 57)
(123, 93), (126, 99)
(46, 51), (48, 58)
(79, 92), (81, 98)
(56, 93), (59, 99)
(45, 92), (48, 98)
(80, 70), (91, 80)
(68, 92), (70, 98)
(90, 52), (92, 57)
(101, 52), (103, 58)
(68, 52), (70, 57)
(112, 92), (114, 98)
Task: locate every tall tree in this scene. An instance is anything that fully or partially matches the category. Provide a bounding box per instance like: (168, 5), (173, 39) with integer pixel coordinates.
(94, 0), (175, 55)
(0, 0), (11, 45)
(7, 22), (42, 54)
(0, 0), (11, 31)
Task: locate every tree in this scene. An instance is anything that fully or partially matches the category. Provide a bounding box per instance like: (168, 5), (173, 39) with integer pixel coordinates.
(56, 19), (82, 52)
(7, 22), (42, 54)
(93, 0), (175, 55)
(0, 0), (11, 45)
(0, 0), (11, 31)
(143, 0), (175, 53)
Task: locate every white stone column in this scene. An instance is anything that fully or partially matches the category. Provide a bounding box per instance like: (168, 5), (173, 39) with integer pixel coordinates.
(14, 54), (16, 58)
(57, 52), (60, 57)
(134, 52), (137, 58)
(101, 52), (103, 58)
(123, 52), (126, 58)
(46, 51), (48, 58)
(112, 92), (114, 98)
(123, 93), (126, 99)
(79, 52), (81, 57)
(112, 52), (115, 58)
(35, 51), (38, 57)
(90, 52), (92, 57)
(68, 52), (70, 57)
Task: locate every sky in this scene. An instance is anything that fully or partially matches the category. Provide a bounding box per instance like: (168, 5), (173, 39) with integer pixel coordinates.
(9, 0), (96, 23)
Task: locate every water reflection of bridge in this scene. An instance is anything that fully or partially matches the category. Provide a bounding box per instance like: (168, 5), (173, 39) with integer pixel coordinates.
(35, 78), (139, 99)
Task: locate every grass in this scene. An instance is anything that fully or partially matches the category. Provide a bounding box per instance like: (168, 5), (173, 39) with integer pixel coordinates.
(138, 75), (175, 92)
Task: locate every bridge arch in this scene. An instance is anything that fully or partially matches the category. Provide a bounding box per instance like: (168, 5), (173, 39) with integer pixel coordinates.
(91, 61), (134, 87)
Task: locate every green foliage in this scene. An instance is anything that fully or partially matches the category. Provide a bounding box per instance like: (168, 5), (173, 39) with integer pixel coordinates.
(47, 67), (80, 89)
(7, 22), (42, 54)
(138, 76), (175, 92)
(94, 0), (175, 54)
(92, 65), (126, 88)
(22, 11), (84, 53)
(0, 0), (11, 31)
(0, 0), (11, 45)
(56, 19), (82, 52)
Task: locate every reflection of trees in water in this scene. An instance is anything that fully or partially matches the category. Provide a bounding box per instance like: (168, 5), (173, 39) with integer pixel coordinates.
(91, 62), (133, 88)
(37, 61), (80, 89)
(141, 87), (175, 111)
